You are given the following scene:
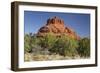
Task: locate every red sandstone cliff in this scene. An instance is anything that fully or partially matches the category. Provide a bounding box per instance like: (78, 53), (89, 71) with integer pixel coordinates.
(37, 16), (80, 40)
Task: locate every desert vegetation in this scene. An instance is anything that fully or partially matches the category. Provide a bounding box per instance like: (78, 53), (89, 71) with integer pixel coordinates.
(24, 33), (90, 61)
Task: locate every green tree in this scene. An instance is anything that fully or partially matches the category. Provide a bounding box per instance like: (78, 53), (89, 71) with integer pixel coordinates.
(49, 35), (78, 57)
(24, 34), (31, 53)
(24, 33), (37, 53)
(39, 33), (56, 49)
(78, 38), (90, 57)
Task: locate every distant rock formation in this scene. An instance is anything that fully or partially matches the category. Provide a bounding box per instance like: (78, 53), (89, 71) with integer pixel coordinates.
(37, 16), (80, 40)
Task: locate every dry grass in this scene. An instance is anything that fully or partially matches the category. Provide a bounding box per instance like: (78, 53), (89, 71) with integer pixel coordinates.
(24, 53), (81, 61)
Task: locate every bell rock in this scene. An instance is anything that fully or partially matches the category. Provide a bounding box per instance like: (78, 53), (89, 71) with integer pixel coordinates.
(37, 16), (80, 40)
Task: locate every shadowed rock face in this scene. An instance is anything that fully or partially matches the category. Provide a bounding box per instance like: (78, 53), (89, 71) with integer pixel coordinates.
(37, 16), (80, 40)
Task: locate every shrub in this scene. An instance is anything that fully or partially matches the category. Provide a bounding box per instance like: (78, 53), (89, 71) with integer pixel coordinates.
(49, 35), (78, 57)
(78, 38), (90, 57)
(24, 33), (39, 53)
(24, 34), (32, 53)
(39, 33), (56, 49)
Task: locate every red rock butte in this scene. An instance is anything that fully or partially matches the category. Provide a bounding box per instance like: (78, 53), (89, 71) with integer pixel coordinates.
(37, 16), (80, 40)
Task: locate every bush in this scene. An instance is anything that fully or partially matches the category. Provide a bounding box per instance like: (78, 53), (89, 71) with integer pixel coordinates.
(78, 38), (90, 57)
(24, 34), (32, 52)
(39, 33), (56, 49)
(24, 33), (39, 53)
(49, 35), (78, 57)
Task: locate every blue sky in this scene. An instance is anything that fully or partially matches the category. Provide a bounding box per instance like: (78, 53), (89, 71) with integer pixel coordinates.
(24, 11), (90, 38)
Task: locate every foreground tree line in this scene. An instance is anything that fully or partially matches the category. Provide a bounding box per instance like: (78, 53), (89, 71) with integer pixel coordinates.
(24, 33), (90, 61)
